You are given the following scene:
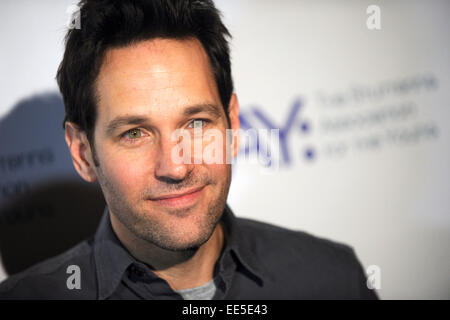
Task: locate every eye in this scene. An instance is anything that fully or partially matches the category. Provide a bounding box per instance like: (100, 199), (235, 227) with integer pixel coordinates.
(187, 119), (210, 129)
(121, 128), (145, 142)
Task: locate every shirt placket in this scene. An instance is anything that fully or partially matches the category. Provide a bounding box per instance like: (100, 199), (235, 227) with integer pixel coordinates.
(123, 263), (184, 300)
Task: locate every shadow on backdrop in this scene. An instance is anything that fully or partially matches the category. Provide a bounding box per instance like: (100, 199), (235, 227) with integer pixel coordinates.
(0, 92), (105, 275)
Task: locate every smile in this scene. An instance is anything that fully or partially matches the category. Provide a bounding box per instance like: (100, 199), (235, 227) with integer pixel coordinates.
(151, 186), (205, 208)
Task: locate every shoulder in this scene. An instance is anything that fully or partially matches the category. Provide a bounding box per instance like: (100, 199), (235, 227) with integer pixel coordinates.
(235, 217), (378, 299)
(0, 238), (97, 300)
(237, 216), (355, 259)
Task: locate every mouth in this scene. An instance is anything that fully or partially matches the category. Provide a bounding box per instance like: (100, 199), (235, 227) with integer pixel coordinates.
(150, 186), (205, 208)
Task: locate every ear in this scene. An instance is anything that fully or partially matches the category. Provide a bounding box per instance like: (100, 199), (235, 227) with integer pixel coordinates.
(227, 93), (240, 158)
(64, 122), (98, 182)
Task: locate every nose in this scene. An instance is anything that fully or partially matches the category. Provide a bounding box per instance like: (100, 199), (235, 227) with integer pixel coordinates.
(154, 133), (193, 183)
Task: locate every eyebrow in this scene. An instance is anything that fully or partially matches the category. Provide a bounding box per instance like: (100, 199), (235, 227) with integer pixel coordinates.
(105, 115), (149, 136)
(182, 103), (223, 119)
(104, 103), (223, 136)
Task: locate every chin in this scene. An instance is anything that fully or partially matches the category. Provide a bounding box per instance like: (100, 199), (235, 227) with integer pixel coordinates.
(154, 231), (212, 252)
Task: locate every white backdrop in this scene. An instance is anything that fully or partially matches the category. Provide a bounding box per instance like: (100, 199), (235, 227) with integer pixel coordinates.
(0, 0), (449, 299)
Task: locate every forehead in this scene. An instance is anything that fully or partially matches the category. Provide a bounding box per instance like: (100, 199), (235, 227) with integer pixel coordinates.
(95, 38), (221, 125)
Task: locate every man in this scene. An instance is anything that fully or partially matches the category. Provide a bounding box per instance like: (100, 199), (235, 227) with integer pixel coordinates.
(0, 0), (378, 299)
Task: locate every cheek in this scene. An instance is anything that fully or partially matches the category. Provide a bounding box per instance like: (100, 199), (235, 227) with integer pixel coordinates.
(100, 150), (153, 199)
(206, 162), (230, 184)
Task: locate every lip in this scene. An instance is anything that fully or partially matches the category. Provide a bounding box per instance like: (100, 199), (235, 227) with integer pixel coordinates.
(151, 186), (205, 208)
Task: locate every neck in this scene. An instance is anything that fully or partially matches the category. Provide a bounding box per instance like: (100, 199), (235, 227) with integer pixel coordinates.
(110, 213), (224, 291)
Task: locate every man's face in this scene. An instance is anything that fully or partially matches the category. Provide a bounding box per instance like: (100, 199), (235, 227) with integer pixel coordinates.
(90, 38), (239, 251)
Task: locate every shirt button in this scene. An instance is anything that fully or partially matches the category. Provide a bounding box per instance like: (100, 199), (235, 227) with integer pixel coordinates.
(134, 266), (144, 277)
(135, 270), (144, 277)
(128, 265), (144, 280)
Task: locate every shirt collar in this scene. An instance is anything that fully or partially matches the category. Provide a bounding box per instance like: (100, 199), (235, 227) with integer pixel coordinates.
(93, 206), (135, 300)
(93, 204), (265, 299)
(220, 204), (265, 285)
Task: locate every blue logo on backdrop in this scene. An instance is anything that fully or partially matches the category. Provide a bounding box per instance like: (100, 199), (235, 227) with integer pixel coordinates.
(238, 98), (315, 166)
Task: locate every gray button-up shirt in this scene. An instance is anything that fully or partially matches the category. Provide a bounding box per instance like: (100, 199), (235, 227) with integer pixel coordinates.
(0, 204), (378, 299)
